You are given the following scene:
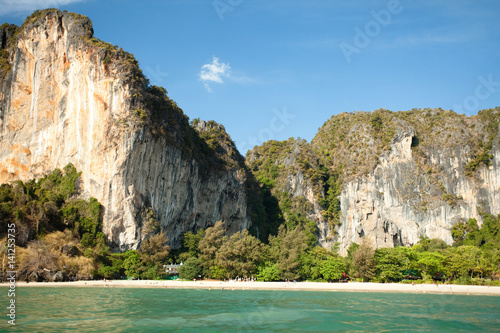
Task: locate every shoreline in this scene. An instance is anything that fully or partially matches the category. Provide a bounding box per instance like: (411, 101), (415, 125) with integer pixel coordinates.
(3, 280), (500, 296)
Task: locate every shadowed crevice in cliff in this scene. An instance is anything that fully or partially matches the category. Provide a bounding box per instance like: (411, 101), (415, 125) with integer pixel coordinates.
(245, 177), (283, 243)
(0, 23), (19, 78)
(246, 138), (331, 247)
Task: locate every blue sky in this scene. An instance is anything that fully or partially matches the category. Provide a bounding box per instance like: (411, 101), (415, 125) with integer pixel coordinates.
(1, 0), (500, 154)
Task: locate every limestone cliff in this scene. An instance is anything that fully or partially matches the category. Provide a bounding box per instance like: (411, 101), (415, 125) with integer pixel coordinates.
(336, 125), (499, 255)
(316, 108), (499, 255)
(248, 108), (500, 255)
(0, 10), (251, 250)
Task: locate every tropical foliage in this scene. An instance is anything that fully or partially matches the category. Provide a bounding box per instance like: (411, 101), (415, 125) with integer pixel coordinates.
(1, 165), (499, 285)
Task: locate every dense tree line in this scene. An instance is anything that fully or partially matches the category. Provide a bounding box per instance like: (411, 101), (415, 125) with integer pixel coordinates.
(0, 165), (170, 281)
(0, 164), (102, 247)
(174, 218), (500, 286)
(1, 165), (499, 286)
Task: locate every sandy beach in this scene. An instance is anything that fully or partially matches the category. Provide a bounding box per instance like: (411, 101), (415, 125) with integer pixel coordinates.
(4, 280), (500, 296)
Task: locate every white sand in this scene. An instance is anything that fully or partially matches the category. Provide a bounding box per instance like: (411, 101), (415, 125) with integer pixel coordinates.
(4, 280), (500, 296)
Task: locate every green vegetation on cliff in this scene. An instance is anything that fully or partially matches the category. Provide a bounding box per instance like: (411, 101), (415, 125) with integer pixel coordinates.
(0, 165), (171, 281)
(20, 8), (87, 29)
(246, 138), (330, 240)
(191, 118), (245, 171)
(0, 23), (19, 77)
(464, 108), (500, 176)
(312, 107), (500, 183)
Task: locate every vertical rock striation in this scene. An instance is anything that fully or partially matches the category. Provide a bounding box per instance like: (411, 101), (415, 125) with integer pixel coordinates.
(313, 109), (500, 255)
(337, 127), (500, 255)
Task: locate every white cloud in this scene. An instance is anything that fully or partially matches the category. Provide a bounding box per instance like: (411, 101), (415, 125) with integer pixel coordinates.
(199, 56), (230, 92)
(0, 0), (85, 16)
(203, 83), (212, 93)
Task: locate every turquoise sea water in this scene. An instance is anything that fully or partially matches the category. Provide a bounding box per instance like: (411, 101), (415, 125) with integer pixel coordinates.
(1, 287), (500, 332)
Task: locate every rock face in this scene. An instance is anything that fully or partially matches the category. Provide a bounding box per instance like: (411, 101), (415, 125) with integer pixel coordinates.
(337, 128), (500, 255)
(313, 109), (500, 255)
(0, 10), (250, 250)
